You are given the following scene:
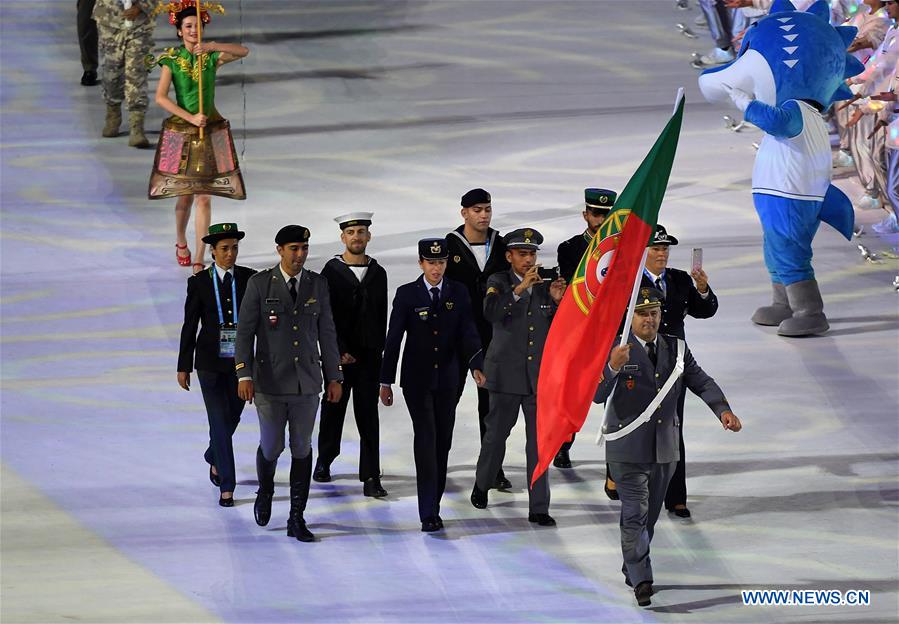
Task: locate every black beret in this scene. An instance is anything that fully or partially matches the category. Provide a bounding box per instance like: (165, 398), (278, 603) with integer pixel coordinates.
(461, 188), (491, 208)
(275, 225), (311, 245)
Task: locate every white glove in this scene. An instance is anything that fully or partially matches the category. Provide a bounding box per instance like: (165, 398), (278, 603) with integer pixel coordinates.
(723, 83), (754, 112)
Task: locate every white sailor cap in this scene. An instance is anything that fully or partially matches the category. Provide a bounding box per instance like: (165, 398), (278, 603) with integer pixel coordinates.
(334, 212), (374, 229)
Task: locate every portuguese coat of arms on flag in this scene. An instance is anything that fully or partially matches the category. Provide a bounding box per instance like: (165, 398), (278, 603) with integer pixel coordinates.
(531, 93), (685, 487)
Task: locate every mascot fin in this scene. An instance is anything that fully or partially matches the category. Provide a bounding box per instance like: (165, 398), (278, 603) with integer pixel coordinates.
(831, 83), (854, 102)
(843, 55), (865, 79)
(820, 184), (855, 241)
(769, 0), (796, 13)
(804, 0), (830, 21)
(836, 25), (858, 49)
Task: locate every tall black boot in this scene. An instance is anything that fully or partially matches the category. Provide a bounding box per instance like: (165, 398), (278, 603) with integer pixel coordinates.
(254, 446), (277, 527)
(286, 454), (315, 542)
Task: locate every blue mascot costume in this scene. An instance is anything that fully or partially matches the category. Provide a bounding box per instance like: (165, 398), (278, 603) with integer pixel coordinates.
(699, 0), (864, 336)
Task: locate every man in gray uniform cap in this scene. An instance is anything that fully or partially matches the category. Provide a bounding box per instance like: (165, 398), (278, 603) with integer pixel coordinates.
(594, 287), (741, 606)
(236, 224), (343, 543)
(470, 227), (566, 527)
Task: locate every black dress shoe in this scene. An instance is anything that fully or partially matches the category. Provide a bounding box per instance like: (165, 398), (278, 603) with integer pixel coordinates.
(80, 70), (98, 86)
(470, 484), (488, 509)
(553, 449), (572, 469)
(493, 472), (512, 490)
(312, 459), (331, 483)
(435, 516), (444, 530)
(219, 495), (234, 507)
(209, 465), (221, 487)
(363, 477), (388, 498)
(672, 506), (691, 518)
(287, 517), (315, 542)
(604, 478), (619, 501)
(421, 518), (440, 532)
(634, 581), (653, 606)
(528, 513), (556, 526)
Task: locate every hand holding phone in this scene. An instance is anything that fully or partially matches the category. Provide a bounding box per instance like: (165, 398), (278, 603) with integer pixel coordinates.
(537, 265), (559, 281)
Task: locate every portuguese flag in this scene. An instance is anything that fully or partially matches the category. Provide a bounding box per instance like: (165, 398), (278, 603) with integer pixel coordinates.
(531, 93), (685, 487)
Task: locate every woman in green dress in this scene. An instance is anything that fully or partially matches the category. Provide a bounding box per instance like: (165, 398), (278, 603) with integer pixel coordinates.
(150, 2), (248, 273)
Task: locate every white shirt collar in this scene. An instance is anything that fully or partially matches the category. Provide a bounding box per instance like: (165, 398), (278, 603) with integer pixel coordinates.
(279, 265), (302, 284)
(421, 275), (443, 293)
(214, 264), (233, 281)
(643, 267), (666, 282)
(633, 334), (657, 350)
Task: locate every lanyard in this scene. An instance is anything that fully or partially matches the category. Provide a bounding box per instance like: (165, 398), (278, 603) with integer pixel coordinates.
(484, 233), (491, 261)
(210, 267), (238, 327)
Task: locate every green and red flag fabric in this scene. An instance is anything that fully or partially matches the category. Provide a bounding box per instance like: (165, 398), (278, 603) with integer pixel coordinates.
(531, 93), (686, 487)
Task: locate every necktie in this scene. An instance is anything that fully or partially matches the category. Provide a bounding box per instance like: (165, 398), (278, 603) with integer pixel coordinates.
(223, 272), (234, 319)
(646, 341), (657, 367)
(654, 276), (664, 295)
(430, 286), (440, 310)
(288, 277), (298, 303)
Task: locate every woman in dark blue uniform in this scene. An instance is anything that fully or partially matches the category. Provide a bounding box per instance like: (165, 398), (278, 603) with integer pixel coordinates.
(379, 238), (485, 532)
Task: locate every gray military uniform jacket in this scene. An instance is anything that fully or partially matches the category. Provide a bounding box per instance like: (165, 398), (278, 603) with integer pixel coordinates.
(235, 267), (343, 395)
(483, 270), (558, 396)
(593, 333), (730, 464)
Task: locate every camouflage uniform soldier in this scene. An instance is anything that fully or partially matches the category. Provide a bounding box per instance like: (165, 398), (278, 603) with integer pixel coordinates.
(93, 0), (155, 147)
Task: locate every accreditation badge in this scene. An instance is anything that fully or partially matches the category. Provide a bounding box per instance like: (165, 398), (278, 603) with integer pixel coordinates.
(219, 328), (237, 358)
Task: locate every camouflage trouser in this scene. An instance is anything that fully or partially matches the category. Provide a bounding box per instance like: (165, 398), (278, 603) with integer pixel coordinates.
(98, 25), (153, 111)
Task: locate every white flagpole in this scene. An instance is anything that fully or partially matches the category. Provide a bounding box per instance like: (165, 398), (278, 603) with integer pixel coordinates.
(618, 248), (649, 348)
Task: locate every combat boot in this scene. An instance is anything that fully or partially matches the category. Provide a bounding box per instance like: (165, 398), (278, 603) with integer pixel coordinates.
(102, 104), (121, 137)
(128, 110), (150, 148)
(254, 446), (277, 527)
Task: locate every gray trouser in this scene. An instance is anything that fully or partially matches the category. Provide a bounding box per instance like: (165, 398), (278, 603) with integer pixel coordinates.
(608, 461), (676, 586)
(699, 0), (734, 49)
(475, 391), (550, 514)
(255, 392), (319, 461)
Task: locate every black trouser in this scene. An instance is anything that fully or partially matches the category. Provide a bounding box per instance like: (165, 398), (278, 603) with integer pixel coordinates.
(456, 359), (490, 439)
(317, 364), (380, 481)
(403, 387), (456, 522)
(76, 0), (98, 72)
(560, 433), (576, 453)
(198, 370), (244, 493)
(664, 386), (688, 509)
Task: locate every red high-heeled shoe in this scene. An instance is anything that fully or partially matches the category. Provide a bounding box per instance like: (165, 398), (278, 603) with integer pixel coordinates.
(176, 243), (191, 266)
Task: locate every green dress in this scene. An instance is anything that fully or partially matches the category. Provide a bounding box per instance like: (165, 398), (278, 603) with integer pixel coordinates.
(157, 46), (221, 119)
(148, 46), (245, 200)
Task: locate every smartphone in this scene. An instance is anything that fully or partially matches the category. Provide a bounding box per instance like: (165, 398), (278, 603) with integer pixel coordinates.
(691, 248), (703, 273)
(537, 266), (559, 281)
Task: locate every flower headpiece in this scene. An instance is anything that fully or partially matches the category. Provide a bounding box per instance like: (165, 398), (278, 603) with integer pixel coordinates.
(153, 1), (225, 26)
